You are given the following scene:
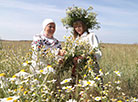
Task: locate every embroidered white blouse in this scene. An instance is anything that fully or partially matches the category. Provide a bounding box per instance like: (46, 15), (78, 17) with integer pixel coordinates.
(30, 34), (61, 72)
(31, 34), (61, 60)
(76, 32), (102, 60)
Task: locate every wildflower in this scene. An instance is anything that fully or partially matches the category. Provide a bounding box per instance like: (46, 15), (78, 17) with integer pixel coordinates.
(30, 78), (39, 85)
(117, 100), (122, 102)
(116, 86), (121, 90)
(9, 76), (21, 85)
(79, 91), (84, 95)
(114, 71), (121, 77)
(21, 79), (28, 84)
(58, 89), (62, 92)
(38, 65), (55, 74)
(62, 86), (74, 92)
(0, 73), (6, 81)
(24, 91), (28, 95)
(66, 99), (77, 102)
(62, 86), (72, 90)
(83, 74), (86, 78)
(81, 80), (95, 87)
(99, 69), (103, 76)
(20, 69), (25, 72)
(47, 79), (56, 83)
(0, 73), (6, 77)
(115, 80), (121, 84)
(63, 35), (66, 39)
(105, 72), (109, 76)
(40, 70), (44, 73)
(126, 99), (129, 101)
(0, 96), (19, 102)
(102, 90), (108, 96)
(111, 99), (117, 102)
(88, 67), (92, 72)
(75, 84), (82, 87)
(60, 78), (72, 84)
(95, 96), (101, 101)
(47, 65), (52, 68)
(12, 75), (16, 78)
(122, 92), (125, 96)
(15, 70), (30, 79)
(22, 62), (27, 66)
(87, 80), (95, 86)
(94, 76), (100, 80)
(23, 60), (32, 66)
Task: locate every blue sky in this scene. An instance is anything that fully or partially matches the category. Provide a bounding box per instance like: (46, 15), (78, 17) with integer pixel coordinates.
(0, 0), (138, 44)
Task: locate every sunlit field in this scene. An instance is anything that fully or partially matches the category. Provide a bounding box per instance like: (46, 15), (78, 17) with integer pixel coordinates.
(0, 40), (138, 101)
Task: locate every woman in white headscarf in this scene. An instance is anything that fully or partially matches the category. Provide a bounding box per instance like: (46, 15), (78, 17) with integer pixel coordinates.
(31, 19), (62, 72)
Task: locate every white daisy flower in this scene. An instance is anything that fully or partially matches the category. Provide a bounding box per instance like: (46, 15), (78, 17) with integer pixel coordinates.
(114, 71), (121, 77)
(47, 79), (56, 83)
(41, 65), (55, 74)
(60, 78), (72, 84)
(66, 99), (77, 102)
(95, 96), (101, 101)
(116, 86), (121, 90)
(62, 86), (74, 92)
(0, 96), (19, 102)
(115, 80), (121, 84)
(15, 69), (30, 79)
(105, 72), (109, 76)
(80, 80), (95, 87)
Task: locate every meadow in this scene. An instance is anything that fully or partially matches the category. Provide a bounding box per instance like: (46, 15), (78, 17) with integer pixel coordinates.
(0, 40), (138, 101)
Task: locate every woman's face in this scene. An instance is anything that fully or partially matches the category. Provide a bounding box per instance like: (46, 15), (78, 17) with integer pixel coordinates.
(73, 21), (84, 36)
(44, 23), (55, 38)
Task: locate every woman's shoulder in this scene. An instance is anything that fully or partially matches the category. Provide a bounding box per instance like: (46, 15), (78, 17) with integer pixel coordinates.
(87, 32), (95, 37)
(53, 37), (59, 41)
(33, 34), (42, 41)
(87, 32), (99, 40)
(53, 37), (60, 44)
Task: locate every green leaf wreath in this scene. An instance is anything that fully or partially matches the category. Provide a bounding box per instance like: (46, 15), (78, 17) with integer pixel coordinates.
(61, 6), (100, 30)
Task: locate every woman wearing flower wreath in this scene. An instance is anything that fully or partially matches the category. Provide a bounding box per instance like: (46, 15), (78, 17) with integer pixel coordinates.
(61, 6), (102, 87)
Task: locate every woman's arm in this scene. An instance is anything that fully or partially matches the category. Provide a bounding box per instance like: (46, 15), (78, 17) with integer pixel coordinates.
(89, 33), (102, 60)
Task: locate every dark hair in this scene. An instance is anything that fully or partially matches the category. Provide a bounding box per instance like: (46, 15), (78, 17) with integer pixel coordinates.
(73, 20), (89, 39)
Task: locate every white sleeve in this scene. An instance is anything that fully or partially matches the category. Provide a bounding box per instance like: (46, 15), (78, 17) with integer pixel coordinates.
(89, 33), (99, 49)
(89, 33), (102, 60)
(31, 34), (42, 61)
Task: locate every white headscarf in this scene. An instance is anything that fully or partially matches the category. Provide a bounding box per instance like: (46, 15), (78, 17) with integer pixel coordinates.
(40, 19), (55, 35)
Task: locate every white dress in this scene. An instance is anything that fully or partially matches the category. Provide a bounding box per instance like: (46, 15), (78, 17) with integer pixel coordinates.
(76, 32), (102, 60)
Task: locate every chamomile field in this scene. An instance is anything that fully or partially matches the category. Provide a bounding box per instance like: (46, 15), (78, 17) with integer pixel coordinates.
(0, 40), (138, 102)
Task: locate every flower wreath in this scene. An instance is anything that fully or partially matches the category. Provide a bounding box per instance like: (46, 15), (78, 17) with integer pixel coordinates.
(61, 6), (100, 30)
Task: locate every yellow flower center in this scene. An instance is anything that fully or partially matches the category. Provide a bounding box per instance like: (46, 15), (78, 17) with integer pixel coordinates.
(87, 81), (91, 85)
(88, 67), (91, 71)
(117, 100), (122, 102)
(7, 97), (13, 100)
(12, 75), (16, 78)
(0, 73), (6, 77)
(64, 80), (68, 83)
(96, 76), (99, 79)
(20, 69), (25, 72)
(84, 74), (86, 77)
(24, 91), (28, 94)
(47, 65), (52, 69)
(40, 70), (43, 73)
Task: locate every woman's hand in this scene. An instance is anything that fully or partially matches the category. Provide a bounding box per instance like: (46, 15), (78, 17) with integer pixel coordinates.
(73, 56), (84, 64)
(77, 56), (84, 60)
(58, 50), (66, 56)
(58, 58), (64, 64)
